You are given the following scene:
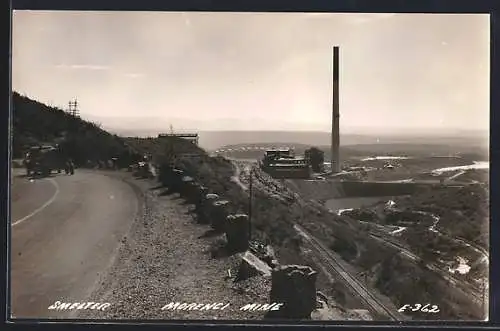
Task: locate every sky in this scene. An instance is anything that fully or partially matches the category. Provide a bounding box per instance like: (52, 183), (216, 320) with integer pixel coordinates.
(12, 11), (490, 132)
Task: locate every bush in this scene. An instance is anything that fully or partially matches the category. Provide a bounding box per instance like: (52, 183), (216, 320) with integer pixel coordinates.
(329, 237), (357, 262)
(394, 185), (489, 250)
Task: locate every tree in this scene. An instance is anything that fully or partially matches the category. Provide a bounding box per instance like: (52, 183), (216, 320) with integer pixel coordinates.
(305, 147), (324, 173)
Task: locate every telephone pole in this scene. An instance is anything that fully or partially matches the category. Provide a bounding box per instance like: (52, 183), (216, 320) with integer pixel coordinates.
(247, 166), (253, 241)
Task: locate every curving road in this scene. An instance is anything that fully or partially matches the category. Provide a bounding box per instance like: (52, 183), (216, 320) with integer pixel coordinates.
(10, 169), (140, 319)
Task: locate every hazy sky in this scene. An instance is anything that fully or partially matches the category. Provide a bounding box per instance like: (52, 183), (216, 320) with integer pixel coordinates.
(12, 11), (489, 132)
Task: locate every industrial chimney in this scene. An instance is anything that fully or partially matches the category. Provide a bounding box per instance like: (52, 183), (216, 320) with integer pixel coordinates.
(331, 46), (340, 173)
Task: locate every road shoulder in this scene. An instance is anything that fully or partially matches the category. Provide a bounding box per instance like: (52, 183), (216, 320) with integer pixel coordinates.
(78, 174), (270, 320)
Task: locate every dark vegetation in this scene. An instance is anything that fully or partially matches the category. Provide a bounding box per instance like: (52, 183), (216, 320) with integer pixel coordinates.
(341, 182), (421, 197)
(337, 183), (488, 319)
(394, 185), (489, 251)
(304, 147), (325, 172)
(12, 92), (140, 166)
(309, 213), (480, 320)
(343, 207), (435, 227)
(454, 169), (489, 184)
(341, 182), (489, 263)
(338, 207), (485, 319)
(342, 209), (380, 223)
(401, 227), (476, 263)
(375, 255), (484, 320)
(329, 236), (358, 262)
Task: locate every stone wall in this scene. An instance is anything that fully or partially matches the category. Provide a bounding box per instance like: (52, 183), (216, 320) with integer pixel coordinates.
(156, 162), (323, 321)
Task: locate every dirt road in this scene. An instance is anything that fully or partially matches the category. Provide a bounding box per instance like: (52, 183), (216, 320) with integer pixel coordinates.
(10, 169), (140, 319)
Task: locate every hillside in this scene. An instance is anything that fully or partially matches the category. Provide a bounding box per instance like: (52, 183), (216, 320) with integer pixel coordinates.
(121, 136), (300, 247)
(396, 184), (489, 251)
(12, 92), (136, 165)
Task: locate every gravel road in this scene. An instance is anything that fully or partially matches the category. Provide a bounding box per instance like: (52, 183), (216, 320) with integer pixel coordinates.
(78, 173), (270, 320)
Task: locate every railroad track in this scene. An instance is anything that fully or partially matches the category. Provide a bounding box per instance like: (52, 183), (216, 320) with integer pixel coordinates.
(234, 161), (297, 201)
(233, 159), (487, 319)
(233, 161), (481, 319)
(233, 161), (405, 320)
(368, 231), (485, 303)
(294, 224), (407, 321)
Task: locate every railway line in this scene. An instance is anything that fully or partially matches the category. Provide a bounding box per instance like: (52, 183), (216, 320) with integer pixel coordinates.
(367, 231), (485, 303)
(232, 161), (406, 321)
(294, 224), (407, 321)
(232, 159), (487, 319)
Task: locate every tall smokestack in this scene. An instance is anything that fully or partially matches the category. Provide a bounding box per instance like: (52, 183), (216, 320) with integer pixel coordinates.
(331, 46), (340, 173)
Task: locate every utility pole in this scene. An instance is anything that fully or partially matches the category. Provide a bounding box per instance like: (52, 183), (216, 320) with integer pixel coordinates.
(248, 166), (253, 241)
(68, 98), (79, 117)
